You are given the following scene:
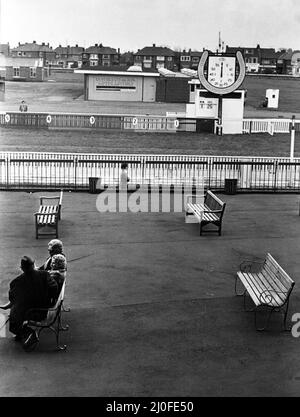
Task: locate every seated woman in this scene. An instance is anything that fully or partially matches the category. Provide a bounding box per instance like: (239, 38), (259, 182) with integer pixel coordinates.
(49, 254), (67, 303)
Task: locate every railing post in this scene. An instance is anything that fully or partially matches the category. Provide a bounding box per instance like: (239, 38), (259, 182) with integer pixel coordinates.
(273, 160), (278, 192)
(74, 156), (78, 190)
(290, 115), (296, 161)
(5, 155), (10, 189)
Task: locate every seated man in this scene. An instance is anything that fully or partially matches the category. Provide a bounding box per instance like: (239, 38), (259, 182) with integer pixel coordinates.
(0, 256), (58, 347)
(39, 239), (66, 271)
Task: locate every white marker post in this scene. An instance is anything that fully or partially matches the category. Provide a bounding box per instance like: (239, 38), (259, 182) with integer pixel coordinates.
(290, 115), (296, 161)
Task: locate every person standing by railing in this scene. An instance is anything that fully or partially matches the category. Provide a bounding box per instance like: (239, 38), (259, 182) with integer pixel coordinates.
(19, 100), (28, 112)
(120, 162), (130, 191)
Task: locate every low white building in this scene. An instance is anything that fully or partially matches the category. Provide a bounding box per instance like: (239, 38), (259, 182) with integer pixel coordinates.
(75, 68), (160, 102)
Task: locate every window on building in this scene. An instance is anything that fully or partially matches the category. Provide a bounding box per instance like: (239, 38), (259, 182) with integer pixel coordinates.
(192, 57), (199, 62)
(181, 56), (191, 62)
(90, 54), (98, 59)
(30, 67), (37, 78)
(17, 52), (22, 56)
(103, 62), (110, 66)
(144, 62), (152, 68)
(156, 56), (165, 61)
(167, 57), (173, 62)
(13, 67), (20, 77)
(191, 84), (195, 92)
(102, 55), (110, 60)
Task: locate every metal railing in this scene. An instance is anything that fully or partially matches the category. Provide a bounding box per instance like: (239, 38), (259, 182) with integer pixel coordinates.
(1, 152), (300, 192)
(1, 111), (299, 135)
(242, 118), (298, 135)
(0, 111), (178, 132)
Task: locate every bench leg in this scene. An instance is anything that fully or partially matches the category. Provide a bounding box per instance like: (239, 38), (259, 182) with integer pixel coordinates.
(255, 306), (274, 331)
(235, 276), (246, 297)
(243, 291), (256, 313)
(282, 300), (291, 332)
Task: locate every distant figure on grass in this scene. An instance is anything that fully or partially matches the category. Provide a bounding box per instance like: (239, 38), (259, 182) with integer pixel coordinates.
(19, 100), (28, 112)
(39, 239), (67, 271)
(0, 256), (58, 349)
(120, 162), (130, 191)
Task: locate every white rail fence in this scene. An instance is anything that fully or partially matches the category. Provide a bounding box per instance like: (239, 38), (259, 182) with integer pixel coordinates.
(1, 152), (300, 192)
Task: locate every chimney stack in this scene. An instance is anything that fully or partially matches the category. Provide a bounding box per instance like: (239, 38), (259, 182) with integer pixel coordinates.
(33, 40), (36, 44)
(153, 43), (156, 47)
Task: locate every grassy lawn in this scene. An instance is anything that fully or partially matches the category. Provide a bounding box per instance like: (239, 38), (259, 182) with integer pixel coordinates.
(0, 127), (299, 157)
(1, 75), (300, 117)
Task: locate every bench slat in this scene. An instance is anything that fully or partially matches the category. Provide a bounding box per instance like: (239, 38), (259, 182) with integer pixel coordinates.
(265, 253), (294, 288)
(237, 253), (294, 308)
(237, 271), (284, 307)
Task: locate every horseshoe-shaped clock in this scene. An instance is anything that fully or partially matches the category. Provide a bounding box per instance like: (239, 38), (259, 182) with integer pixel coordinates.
(198, 50), (246, 95)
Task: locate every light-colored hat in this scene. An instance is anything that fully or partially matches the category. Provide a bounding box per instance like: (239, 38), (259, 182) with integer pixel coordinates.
(51, 254), (66, 271)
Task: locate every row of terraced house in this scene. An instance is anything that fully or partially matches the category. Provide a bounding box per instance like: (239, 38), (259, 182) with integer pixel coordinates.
(0, 41), (300, 82)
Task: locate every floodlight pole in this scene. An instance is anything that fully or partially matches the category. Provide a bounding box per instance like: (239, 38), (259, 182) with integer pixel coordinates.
(290, 115), (296, 161)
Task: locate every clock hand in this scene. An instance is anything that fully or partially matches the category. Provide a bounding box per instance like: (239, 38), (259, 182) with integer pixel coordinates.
(220, 62), (223, 79)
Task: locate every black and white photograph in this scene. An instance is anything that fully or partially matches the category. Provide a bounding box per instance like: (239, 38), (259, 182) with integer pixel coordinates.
(0, 0), (300, 400)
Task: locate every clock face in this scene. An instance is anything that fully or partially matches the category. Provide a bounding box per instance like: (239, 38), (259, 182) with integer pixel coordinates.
(198, 51), (246, 95)
(208, 56), (236, 89)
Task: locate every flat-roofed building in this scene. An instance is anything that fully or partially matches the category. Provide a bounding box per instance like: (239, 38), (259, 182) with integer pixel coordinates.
(75, 66), (159, 102)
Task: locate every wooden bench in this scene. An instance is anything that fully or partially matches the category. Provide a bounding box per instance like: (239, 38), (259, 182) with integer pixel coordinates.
(23, 278), (69, 351)
(236, 253), (295, 331)
(34, 191), (63, 239)
(185, 190), (226, 236)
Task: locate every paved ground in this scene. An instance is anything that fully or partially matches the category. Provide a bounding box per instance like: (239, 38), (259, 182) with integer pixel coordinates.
(0, 191), (300, 396)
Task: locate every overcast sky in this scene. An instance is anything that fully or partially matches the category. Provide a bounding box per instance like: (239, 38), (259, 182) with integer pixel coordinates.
(1, 0), (299, 51)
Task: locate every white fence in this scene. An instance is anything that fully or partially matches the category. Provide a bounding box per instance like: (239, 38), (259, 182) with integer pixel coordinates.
(242, 118), (294, 135)
(1, 152), (300, 192)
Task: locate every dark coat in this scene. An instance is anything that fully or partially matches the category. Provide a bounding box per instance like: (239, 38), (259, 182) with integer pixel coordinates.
(8, 269), (58, 334)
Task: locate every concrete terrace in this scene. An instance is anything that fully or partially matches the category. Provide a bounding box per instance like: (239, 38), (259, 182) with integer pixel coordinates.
(0, 190), (300, 396)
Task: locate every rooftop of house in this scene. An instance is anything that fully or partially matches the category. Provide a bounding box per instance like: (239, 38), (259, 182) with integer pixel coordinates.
(181, 50), (203, 57)
(55, 45), (85, 54)
(278, 49), (295, 61)
(76, 65), (159, 75)
(0, 56), (44, 67)
(0, 43), (10, 56)
(12, 41), (54, 52)
(84, 44), (118, 55)
(135, 45), (175, 57)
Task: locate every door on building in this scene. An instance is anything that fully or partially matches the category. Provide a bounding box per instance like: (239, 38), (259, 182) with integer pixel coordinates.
(143, 77), (156, 102)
